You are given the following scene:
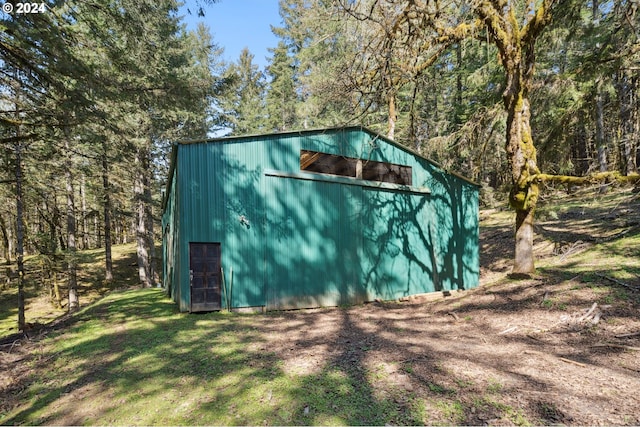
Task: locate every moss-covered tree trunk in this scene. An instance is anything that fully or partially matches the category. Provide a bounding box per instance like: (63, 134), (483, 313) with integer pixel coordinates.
(477, 0), (553, 274)
(502, 49), (540, 274)
(505, 94), (539, 274)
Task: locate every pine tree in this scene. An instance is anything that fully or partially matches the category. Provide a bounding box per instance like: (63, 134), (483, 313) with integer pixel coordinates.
(220, 48), (267, 135)
(1, 0), (222, 324)
(266, 42), (297, 132)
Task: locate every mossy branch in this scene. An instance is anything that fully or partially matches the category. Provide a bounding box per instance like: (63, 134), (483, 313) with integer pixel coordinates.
(529, 172), (640, 186)
(521, 0), (554, 47)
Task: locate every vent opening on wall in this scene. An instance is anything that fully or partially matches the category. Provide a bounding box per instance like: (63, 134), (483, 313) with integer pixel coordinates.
(300, 150), (412, 185)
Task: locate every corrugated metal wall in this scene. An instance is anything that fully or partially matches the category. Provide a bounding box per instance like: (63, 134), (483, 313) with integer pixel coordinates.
(162, 127), (479, 312)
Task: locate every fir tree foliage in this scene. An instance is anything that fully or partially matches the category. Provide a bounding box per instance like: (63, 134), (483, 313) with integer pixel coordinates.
(1, 0), (224, 326)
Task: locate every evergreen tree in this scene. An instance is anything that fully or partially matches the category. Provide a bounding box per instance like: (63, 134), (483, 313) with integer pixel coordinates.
(265, 42), (297, 132)
(220, 48), (267, 135)
(1, 0), (221, 325)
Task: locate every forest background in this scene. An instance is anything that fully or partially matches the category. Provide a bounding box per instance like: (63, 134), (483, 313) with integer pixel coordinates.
(1, 0), (638, 330)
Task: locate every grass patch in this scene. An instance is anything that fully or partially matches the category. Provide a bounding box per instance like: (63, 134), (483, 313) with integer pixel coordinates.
(0, 243), (141, 339)
(473, 397), (532, 426)
(486, 378), (503, 393)
(1, 289), (430, 426)
(433, 400), (465, 425)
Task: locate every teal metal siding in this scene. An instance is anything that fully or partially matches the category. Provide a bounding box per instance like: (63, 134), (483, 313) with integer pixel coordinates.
(162, 126), (480, 312)
(265, 177), (365, 309)
(361, 189), (435, 299)
(221, 141), (266, 308)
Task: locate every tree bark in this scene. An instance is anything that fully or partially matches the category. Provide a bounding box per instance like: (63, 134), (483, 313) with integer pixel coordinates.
(514, 208), (535, 273)
(0, 215), (12, 264)
(135, 144), (154, 287)
(595, 79), (608, 192)
(476, 0), (553, 274)
(617, 70), (638, 175)
(15, 141), (26, 331)
(96, 214), (102, 248)
(50, 197), (59, 253)
(80, 175), (89, 250)
(630, 75), (639, 175)
(144, 160), (157, 288)
(64, 130), (79, 312)
(505, 96), (540, 274)
(572, 112), (589, 176)
(102, 141), (113, 282)
(456, 43), (463, 111)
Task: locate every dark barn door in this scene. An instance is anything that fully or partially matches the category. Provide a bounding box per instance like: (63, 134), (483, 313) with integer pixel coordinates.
(189, 243), (222, 312)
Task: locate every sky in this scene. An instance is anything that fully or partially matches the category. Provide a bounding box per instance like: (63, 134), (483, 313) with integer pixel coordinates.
(179, 0), (282, 69)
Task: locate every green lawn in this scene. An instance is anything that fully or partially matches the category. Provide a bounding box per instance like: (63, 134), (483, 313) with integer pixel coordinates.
(0, 242), (141, 338)
(1, 288), (425, 425)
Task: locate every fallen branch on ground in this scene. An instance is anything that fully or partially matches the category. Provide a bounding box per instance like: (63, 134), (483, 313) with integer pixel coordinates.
(577, 302), (598, 323)
(615, 332), (640, 339)
(591, 343), (640, 351)
(595, 273), (639, 291)
(0, 340), (21, 354)
(558, 357), (587, 367)
(554, 302), (605, 330)
(560, 241), (589, 261)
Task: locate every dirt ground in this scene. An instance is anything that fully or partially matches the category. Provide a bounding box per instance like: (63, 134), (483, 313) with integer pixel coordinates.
(2, 189), (640, 425)
(255, 286), (640, 425)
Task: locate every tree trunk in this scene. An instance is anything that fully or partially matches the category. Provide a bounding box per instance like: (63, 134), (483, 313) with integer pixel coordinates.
(572, 112), (589, 176)
(15, 141), (26, 331)
(53, 272), (62, 309)
(0, 215), (12, 264)
(50, 197), (59, 253)
(96, 214), (102, 248)
(64, 131), (79, 312)
(618, 70), (638, 175)
(144, 161), (157, 288)
(506, 96), (540, 274)
(455, 42), (463, 116)
(409, 82), (419, 147)
(80, 175), (89, 250)
(6, 218), (12, 265)
(595, 80), (608, 192)
(102, 141), (113, 282)
(135, 145), (153, 287)
(475, 0), (554, 275)
(630, 75), (639, 174)
(514, 207), (535, 273)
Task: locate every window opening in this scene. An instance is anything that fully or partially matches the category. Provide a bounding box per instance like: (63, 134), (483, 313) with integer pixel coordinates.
(300, 150), (412, 185)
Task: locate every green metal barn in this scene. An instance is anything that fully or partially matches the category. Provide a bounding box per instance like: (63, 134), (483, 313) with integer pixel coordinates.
(161, 126), (479, 312)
